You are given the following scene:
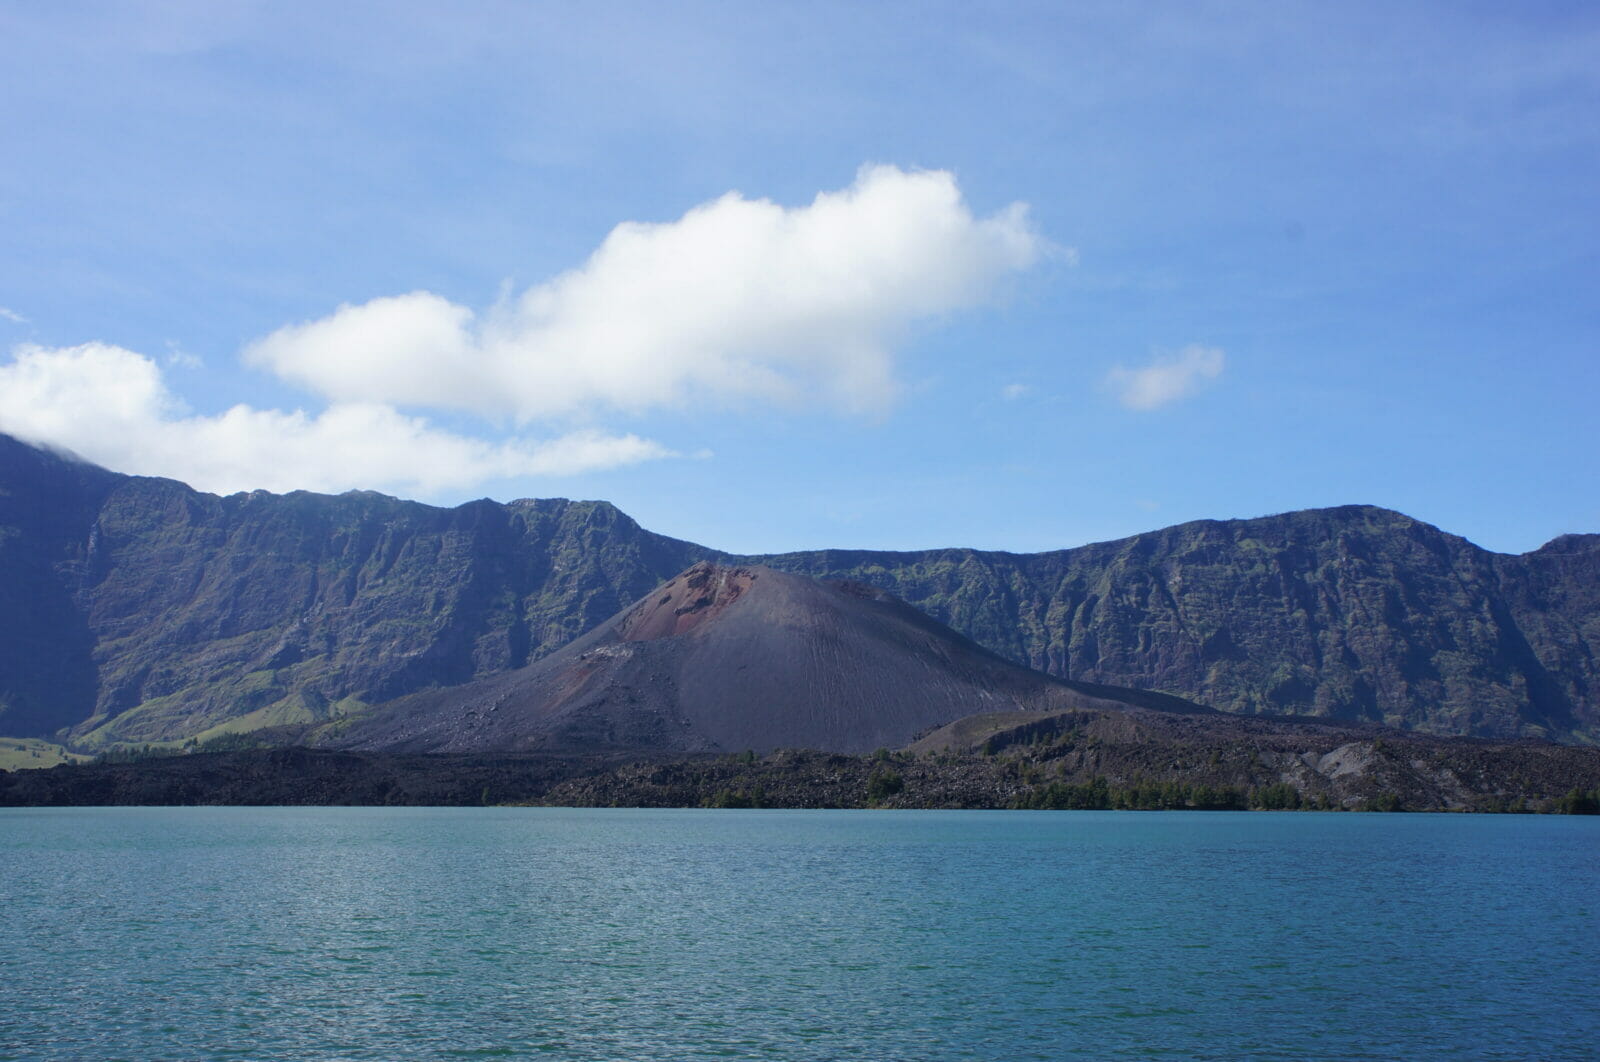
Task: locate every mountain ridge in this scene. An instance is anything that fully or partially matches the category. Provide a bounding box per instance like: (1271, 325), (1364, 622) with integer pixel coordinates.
(2, 432), (1596, 746)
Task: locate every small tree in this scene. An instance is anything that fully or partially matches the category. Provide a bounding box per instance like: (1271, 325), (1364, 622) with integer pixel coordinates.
(1557, 787), (1600, 815)
(866, 767), (904, 802)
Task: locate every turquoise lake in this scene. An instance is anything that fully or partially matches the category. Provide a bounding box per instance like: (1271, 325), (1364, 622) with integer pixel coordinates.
(0, 809), (1595, 1060)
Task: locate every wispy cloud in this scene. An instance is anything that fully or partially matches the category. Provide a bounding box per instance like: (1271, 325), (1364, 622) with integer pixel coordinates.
(0, 307), (27, 324)
(164, 342), (203, 369)
(1105, 345), (1225, 411)
(246, 165), (1042, 421)
(0, 343), (675, 497)
(1000, 382), (1031, 400)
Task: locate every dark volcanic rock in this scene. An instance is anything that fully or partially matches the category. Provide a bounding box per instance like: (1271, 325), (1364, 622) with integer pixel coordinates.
(540, 714), (1600, 813)
(326, 562), (1208, 757)
(0, 748), (592, 806)
(3, 723), (1594, 810)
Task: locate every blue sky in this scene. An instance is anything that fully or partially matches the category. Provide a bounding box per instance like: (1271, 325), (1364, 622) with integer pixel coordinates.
(1, 1), (1596, 555)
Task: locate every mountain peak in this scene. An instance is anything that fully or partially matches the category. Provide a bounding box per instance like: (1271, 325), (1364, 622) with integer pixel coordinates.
(1532, 533), (1600, 556)
(330, 563), (1205, 757)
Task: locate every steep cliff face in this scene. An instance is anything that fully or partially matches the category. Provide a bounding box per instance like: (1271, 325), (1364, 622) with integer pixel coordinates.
(1491, 533), (1600, 735)
(0, 435), (712, 745)
(0, 436), (120, 736)
(760, 510), (1600, 740)
(2, 433), (1597, 746)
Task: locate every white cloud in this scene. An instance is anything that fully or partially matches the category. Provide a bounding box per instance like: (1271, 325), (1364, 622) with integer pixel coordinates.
(0, 343), (675, 496)
(2, 168), (1042, 499)
(1000, 382), (1031, 400)
(245, 165), (1041, 421)
(1106, 345), (1225, 410)
(0, 307), (27, 324)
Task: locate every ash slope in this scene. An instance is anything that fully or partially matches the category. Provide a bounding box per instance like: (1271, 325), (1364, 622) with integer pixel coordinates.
(328, 562), (1209, 757)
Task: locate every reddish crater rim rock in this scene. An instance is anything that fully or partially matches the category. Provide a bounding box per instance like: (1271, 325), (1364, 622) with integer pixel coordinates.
(617, 562), (759, 641)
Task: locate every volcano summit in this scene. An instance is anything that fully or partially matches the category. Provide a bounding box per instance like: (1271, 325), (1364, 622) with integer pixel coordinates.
(326, 562), (1208, 757)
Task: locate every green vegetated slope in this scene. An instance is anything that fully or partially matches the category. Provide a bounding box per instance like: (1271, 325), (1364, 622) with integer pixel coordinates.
(2, 433), (1597, 746)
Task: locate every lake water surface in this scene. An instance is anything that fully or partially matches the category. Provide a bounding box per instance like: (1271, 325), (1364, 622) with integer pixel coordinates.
(1, 808), (1595, 1061)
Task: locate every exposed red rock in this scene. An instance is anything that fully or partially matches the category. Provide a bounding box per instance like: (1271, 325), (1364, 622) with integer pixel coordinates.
(614, 563), (758, 641)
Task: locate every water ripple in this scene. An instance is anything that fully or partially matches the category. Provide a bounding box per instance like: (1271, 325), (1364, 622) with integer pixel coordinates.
(0, 809), (1595, 1061)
